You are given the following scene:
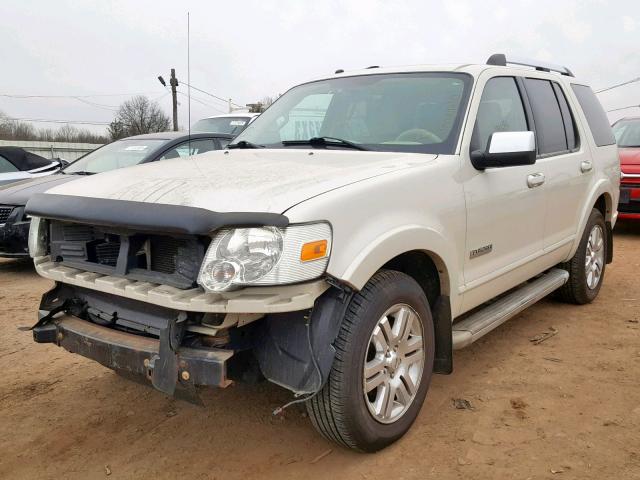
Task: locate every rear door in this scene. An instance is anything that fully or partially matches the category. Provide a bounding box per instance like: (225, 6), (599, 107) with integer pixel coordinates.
(522, 78), (591, 251)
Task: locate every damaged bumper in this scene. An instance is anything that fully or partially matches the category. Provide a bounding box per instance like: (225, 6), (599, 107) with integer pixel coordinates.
(34, 314), (233, 396)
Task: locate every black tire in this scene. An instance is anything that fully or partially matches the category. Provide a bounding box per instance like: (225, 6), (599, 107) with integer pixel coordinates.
(557, 208), (607, 304)
(306, 269), (435, 452)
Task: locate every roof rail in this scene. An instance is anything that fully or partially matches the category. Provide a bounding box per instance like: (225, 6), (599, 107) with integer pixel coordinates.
(486, 53), (574, 77)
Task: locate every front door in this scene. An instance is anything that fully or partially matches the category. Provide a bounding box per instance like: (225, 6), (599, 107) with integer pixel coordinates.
(461, 75), (546, 312)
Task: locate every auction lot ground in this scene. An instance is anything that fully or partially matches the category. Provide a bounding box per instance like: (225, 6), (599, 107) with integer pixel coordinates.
(1, 225), (639, 480)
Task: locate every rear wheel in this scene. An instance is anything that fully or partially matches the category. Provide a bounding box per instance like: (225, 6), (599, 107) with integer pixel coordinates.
(306, 270), (435, 452)
(557, 208), (607, 304)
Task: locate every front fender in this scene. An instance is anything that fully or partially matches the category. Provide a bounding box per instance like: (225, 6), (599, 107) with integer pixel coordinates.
(330, 224), (459, 313)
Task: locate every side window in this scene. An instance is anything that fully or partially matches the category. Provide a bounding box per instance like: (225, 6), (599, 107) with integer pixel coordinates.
(218, 138), (231, 149)
(159, 139), (217, 160)
(0, 155), (18, 173)
(524, 78), (567, 155)
(571, 84), (616, 147)
(552, 83), (579, 150)
(471, 77), (528, 152)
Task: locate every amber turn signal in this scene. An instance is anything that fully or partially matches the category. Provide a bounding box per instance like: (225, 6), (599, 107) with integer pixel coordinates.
(300, 240), (328, 262)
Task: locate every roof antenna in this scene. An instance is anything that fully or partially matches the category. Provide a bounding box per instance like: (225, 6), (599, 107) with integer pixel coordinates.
(187, 12), (191, 152)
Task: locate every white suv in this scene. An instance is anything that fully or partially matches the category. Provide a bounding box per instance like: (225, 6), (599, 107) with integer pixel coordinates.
(27, 54), (619, 452)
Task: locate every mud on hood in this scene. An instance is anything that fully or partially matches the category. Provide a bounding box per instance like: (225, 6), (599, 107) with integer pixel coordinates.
(42, 149), (434, 214)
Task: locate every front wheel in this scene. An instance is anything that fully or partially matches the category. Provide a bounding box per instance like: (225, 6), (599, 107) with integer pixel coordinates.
(557, 208), (607, 304)
(307, 270), (435, 452)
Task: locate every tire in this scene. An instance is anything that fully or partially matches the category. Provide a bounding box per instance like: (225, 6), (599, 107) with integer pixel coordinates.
(557, 208), (607, 304)
(306, 269), (435, 452)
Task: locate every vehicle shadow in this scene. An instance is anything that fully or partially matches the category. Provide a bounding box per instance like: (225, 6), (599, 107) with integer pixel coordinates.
(0, 257), (34, 273)
(614, 219), (640, 237)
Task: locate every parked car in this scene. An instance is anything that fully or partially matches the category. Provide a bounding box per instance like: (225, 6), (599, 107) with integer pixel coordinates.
(612, 117), (640, 219)
(0, 131), (232, 257)
(0, 147), (64, 187)
(191, 113), (259, 135)
(26, 54), (618, 452)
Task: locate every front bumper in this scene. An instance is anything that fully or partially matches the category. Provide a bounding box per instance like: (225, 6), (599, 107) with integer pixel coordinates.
(34, 314), (233, 394)
(34, 256), (329, 313)
(619, 181), (640, 219)
(0, 207), (30, 257)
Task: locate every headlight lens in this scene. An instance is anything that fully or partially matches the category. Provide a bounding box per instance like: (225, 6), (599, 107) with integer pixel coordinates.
(200, 227), (283, 291)
(198, 223), (331, 292)
(28, 216), (47, 258)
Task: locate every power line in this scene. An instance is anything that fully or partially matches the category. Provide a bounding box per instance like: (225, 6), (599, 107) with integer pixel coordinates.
(176, 80), (242, 107)
(0, 92), (162, 99)
(595, 77), (640, 94)
(606, 104), (640, 113)
(176, 90), (226, 114)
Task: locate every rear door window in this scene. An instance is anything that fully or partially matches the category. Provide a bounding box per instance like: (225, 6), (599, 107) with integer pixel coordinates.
(524, 78), (567, 155)
(571, 84), (616, 147)
(552, 83), (579, 150)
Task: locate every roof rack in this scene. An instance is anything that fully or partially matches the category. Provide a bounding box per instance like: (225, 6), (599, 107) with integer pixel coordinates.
(487, 53), (574, 77)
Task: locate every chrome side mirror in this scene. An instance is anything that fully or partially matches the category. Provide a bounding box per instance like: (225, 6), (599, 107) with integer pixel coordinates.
(471, 131), (536, 170)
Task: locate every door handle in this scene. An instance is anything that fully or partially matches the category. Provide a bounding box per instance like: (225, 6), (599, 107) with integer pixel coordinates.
(581, 160), (593, 173)
(527, 173), (545, 188)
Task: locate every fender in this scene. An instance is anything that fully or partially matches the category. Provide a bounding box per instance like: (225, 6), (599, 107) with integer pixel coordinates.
(567, 179), (615, 262)
(331, 224), (458, 312)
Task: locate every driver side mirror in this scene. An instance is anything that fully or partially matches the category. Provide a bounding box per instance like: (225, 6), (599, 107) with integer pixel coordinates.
(471, 131), (536, 170)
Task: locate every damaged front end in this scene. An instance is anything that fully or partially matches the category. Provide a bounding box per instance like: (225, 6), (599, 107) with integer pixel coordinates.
(26, 193), (348, 402)
(32, 280), (352, 403)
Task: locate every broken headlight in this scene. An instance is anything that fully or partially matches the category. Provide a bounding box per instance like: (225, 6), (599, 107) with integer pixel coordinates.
(28, 216), (48, 258)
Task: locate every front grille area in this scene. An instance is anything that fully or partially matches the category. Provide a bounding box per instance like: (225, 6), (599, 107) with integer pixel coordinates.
(0, 206), (14, 224)
(48, 221), (207, 289)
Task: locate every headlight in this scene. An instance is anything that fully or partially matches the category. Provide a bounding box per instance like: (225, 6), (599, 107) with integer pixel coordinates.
(28, 216), (47, 258)
(198, 222), (332, 291)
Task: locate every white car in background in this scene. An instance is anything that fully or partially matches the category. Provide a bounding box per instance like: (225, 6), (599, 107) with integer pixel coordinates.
(191, 113), (259, 136)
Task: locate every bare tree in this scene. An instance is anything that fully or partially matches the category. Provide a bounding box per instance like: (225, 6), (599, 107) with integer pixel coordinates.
(0, 110), (108, 143)
(109, 95), (170, 140)
(246, 95), (280, 113)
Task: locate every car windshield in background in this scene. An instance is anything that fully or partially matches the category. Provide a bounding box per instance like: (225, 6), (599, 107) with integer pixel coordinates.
(63, 139), (168, 174)
(233, 72), (472, 154)
(613, 119), (640, 147)
(192, 117), (251, 135)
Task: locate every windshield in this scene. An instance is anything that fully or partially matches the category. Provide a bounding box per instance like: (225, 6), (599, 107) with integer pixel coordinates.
(233, 72), (472, 154)
(64, 138), (168, 174)
(613, 119), (640, 147)
(192, 117), (252, 135)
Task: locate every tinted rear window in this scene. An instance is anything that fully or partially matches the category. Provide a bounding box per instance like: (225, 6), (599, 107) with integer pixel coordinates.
(525, 78), (567, 155)
(552, 83), (578, 150)
(570, 84), (616, 147)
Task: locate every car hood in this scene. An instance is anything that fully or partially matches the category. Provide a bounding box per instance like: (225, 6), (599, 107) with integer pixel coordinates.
(0, 174), (78, 206)
(44, 149), (435, 213)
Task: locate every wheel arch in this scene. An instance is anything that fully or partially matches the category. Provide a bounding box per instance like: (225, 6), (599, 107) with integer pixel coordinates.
(569, 181), (615, 262)
(330, 226), (458, 375)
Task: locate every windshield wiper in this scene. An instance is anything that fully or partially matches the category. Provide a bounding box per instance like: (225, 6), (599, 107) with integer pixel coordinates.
(281, 136), (369, 151)
(227, 140), (265, 149)
(66, 171), (95, 176)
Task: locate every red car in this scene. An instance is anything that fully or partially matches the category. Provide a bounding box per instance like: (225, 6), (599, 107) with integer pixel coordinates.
(613, 117), (640, 219)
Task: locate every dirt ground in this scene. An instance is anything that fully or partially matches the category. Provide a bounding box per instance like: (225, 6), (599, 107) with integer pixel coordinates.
(1, 225), (639, 480)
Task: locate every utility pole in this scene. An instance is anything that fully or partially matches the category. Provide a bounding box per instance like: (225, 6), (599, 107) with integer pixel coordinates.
(170, 69), (179, 131)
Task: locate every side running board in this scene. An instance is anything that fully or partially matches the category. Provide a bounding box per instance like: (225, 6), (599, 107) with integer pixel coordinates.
(452, 268), (569, 350)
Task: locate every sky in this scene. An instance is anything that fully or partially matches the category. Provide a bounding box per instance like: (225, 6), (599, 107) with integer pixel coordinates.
(1, 0), (639, 136)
